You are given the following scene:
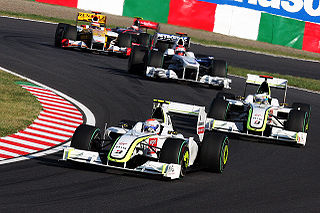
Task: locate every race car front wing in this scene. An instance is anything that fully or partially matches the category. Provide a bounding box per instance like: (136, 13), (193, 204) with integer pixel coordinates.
(61, 39), (131, 56)
(61, 147), (182, 179)
(146, 66), (231, 89)
(208, 118), (307, 146)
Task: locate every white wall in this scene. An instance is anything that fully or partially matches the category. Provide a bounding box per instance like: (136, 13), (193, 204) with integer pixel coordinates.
(214, 5), (261, 40)
(77, 0), (125, 16)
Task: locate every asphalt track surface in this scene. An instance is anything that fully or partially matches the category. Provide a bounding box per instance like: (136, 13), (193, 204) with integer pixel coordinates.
(0, 17), (319, 212)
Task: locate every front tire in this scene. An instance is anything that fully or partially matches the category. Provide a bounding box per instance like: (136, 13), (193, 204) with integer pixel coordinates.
(159, 138), (189, 178)
(200, 132), (229, 173)
(71, 124), (101, 151)
(286, 109), (308, 132)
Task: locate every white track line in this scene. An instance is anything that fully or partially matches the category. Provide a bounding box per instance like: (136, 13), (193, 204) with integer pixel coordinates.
(0, 66), (95, 165)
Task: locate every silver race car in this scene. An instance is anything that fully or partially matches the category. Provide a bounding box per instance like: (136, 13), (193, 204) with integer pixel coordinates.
(128, 33), (232, 89)
(208, 74), (311, 146)
(62, 99), (229, 179)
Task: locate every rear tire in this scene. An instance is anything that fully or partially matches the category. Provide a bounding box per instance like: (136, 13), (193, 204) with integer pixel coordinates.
(137, 33), (151, 47)
(286, 109), (308, 132)
(208, 98), (229, 120)
(54, 23), (77, 47)
(159, 138), (189, 178)
(118, 33), (132, 48)
(128, 46), (148, 75)
(200, 132), (229, 173)
(71, 124), (101, 151)
(155, 42), (169, 53)
(211, 60), (227, 78)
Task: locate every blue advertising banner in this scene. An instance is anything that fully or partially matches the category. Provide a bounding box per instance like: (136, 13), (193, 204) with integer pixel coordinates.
(200, 0), (320, 24)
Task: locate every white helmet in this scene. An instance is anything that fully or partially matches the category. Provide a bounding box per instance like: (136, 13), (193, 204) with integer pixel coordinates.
(143, 119), (160, 134)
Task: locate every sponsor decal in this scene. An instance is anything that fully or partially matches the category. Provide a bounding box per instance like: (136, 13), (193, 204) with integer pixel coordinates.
(200, 0), (320, 23)
(198, 126), (205, 134)
(115, 150), (123, 155)
(139, 20), (159, 29)
(77, 12), (106, 24)
(157, 33), (189, 43)
(148, 138), (158, 154)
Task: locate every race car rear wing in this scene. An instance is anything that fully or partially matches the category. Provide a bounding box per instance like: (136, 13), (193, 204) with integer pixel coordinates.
(155, 33), (191, 49)
(77, 12), (107, 26)
(153, 99), (206, 141)
(245, 74), (288, 103)
(133, 18), (160, 31)
(246, 74), (288, 89)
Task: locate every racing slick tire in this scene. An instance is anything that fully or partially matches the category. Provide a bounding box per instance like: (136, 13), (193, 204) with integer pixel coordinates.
(155, 42), (169, 53)
(55, 23), (77, 47)
(211, 60), (227, 78)
(159, 138), (189, 178)
(215, 92), (236, 100)
(208, 98), (229, 120)
(200, 132), (229, 173)
(148, 50), (164, 68)
(292, 103), (311, 112)
(292, 102), (311, 131)
(128, 46), (148, 75)
(286, 109), (309, 132)
(55, 23), (67, 47)
(137, 33), (151, 48)
(71, 124), (102, 151)
(118, 33), (132, 48)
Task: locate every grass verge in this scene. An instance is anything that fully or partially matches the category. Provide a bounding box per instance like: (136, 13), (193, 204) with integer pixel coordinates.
(229, 66), (320, 92)
(0, 70), (42, 137)
(192, 38), (320, 62)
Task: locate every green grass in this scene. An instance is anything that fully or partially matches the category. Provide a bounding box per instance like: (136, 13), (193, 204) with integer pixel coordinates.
(0, 10), (75, 25)
(229, 66), (320, 92)
(192, 38), (320, 62)
(0, 70), (42, 137)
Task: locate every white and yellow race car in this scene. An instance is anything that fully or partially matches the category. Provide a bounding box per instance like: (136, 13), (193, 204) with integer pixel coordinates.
(208, 74), (311, 146)
(62, 99), (229, 180)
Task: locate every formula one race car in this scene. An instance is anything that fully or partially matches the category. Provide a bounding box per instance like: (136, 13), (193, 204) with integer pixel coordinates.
(55, 12), (159, 57)
(128, 32), (231, 89)
(110, 17), (160, 55)
(208, 74), (311, 146)
(62, 99), (229, 180)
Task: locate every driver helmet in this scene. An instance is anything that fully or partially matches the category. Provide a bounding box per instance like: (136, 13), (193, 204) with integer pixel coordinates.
(253, 93), (269, 104)
(143, 119), (160, 134)
(91, 22), (100, 29)
(131, 24), (139, 31)
(175, 45), (186, 56)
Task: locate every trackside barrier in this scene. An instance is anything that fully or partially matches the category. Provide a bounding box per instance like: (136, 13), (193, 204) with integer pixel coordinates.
(36, 0), (320, 53)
